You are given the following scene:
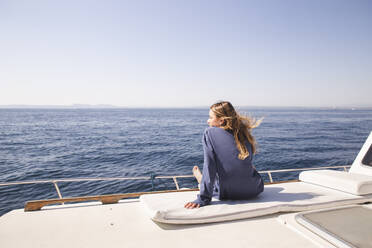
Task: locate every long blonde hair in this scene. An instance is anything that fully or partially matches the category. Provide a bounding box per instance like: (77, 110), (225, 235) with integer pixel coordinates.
(210, 101), (261, 160)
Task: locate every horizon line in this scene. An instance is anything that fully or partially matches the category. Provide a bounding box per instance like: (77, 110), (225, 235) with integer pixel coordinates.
(0, 104), (372, 109)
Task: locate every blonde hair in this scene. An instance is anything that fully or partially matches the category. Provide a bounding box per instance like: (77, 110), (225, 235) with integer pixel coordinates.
(210, 101), (262, 160)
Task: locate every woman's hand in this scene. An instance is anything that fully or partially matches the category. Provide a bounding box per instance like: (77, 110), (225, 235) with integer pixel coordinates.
(184, 202), (200, 209)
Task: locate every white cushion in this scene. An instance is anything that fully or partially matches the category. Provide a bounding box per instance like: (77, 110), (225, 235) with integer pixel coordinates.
(140, 182), (372, 224)
(299, 170), (372, 195)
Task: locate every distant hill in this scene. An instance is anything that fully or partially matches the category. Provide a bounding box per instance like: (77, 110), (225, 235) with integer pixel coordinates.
(0, 104), (122, 109)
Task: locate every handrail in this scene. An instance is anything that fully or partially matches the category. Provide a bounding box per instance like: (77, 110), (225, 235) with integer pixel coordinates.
(260, 165), (350, 183)
(0, 176), (152, 186)
(0, 165), (351, 187)
(0, 165), (351, 211)
(259, 165), (350, 174)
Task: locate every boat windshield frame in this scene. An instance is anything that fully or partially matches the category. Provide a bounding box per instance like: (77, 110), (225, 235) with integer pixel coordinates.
(362, 144), (372, 166)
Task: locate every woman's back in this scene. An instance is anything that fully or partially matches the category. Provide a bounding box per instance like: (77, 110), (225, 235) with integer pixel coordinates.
(204, 127), (263, 200)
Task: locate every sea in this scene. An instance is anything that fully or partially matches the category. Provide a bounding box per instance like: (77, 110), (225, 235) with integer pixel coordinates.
(0, 107), (371, 216)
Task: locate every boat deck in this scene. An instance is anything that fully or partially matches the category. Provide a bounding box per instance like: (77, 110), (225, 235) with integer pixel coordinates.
(0, 197), (328, 248)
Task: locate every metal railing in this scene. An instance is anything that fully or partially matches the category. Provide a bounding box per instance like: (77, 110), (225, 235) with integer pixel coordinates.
(260, 165), (350, 183)
(0, 165), (351, 200)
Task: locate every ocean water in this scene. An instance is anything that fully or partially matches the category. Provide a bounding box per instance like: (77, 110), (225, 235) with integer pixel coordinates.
(0, 108), (371, 216)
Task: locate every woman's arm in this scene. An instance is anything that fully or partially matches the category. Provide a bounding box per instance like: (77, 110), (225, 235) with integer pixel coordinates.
(185, 129), (217, 208)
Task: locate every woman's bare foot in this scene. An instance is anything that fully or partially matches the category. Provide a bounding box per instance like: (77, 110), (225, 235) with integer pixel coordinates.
(193, 166), (202, 184)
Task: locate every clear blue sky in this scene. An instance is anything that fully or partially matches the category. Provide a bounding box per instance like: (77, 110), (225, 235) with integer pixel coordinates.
(1, 0), (371, 107)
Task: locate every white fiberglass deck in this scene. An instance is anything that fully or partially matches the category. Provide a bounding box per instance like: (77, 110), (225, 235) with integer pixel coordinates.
(1, 181), (371, 248)
(0, 191), (325, 248)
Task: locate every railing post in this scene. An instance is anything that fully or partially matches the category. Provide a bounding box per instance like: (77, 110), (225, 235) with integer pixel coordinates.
(267, 172), (273, 183)
(150, 173), (156, 191)
(173, 177), (180, 190)
(52, 181), (64, 205)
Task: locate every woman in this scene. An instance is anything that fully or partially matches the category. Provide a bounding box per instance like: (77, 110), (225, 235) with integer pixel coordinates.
(184, 101), (264, 209)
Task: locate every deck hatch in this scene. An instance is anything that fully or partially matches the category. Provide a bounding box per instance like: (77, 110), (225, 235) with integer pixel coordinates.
(362, 144), (372, 166)
(296, 206), (372, 248)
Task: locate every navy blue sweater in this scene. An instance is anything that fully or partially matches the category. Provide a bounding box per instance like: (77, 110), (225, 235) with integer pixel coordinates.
(194, 127), (264, 206)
